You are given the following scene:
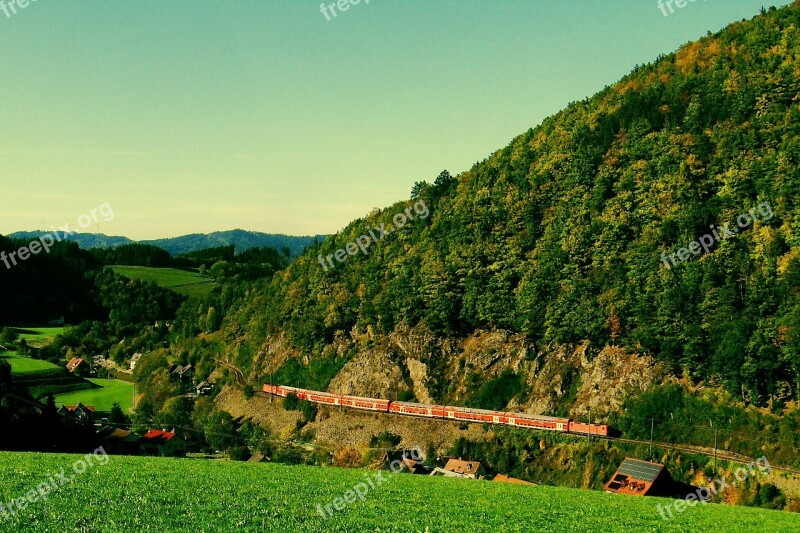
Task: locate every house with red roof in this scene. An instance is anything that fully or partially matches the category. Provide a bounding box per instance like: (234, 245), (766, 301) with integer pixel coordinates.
(139, 429), (187, 457)
(66, 357), (89, 376)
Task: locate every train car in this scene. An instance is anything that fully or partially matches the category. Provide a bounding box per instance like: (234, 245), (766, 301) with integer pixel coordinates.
(306, 390), (341, 406)
(567, 420), (609, 437)
(448, 406), (505, 424)
(389, 401), (438, 418)
(263, 385), (341, 406)
(508, 413), (570, 432)
(339, 394), (390, 412)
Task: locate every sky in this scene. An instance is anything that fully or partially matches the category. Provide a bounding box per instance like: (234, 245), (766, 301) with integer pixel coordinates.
(0, 0), (792, 240)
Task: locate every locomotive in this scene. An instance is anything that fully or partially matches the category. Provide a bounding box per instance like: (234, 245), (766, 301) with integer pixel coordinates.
(263, 384), (609, 437)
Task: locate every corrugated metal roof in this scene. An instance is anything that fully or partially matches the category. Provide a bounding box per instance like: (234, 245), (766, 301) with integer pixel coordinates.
(617, 458), (664, 483)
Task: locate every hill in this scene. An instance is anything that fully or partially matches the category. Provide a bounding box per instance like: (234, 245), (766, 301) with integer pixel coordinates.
(0, 452), (796, 532)
(142, 229), (326, 257)
(125, 4), (800, 480)
(6, 229), (326, 257)
(189, 3), (800, 412)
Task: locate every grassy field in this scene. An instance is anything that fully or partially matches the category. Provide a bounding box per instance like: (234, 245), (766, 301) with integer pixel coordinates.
(0, 327), (65, 377)
(0, 453), (797, 532)
(0, 352), (61, 377)
(54, 378), (134, 411)
(111, 265), (215, 298)
(13, 327), (67, 348)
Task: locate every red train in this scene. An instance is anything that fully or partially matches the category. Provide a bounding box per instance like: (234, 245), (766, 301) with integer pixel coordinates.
(262, 384), (609, 437)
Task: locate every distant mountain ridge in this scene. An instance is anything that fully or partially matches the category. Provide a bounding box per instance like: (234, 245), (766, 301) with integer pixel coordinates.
(5, 229), (327, 257)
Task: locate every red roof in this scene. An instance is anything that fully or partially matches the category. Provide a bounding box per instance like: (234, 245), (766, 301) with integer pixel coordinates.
(143, 429), (176, 443)
(64, 404), (95, 412)
(66, 357), (86, 373)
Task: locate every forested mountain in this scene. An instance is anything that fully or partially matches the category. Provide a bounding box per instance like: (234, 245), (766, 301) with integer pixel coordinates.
(143, 230), (326, 257)
(190, 3), (800, 409)
(7, 230), (325, 257)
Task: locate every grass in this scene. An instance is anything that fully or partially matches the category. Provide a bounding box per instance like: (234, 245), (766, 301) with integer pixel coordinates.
(14, 327), (67, 349)
(0, 351), (61, 378)
(0, 453), (798, 532)
(111, 265), (216, 298)
(53, 378), (134, 412)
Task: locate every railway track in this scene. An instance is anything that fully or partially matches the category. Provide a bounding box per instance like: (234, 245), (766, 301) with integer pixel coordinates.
(213, 360), (800, 476)
(214, 359), (246, 387)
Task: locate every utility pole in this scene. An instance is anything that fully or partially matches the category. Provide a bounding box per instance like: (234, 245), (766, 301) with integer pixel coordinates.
(649, 418), (654, 459)
(713, 426), (718, 475)
(587, 407), (591, 443)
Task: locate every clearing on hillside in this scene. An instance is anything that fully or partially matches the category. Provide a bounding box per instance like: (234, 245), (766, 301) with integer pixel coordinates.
(54, 378), (134, 411)
(0, 352), (61, 377)
(111, 265), (216, 298)
(0, 452), (798, 532)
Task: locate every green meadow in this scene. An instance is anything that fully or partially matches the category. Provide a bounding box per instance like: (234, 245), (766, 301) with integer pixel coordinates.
(111, 265), (216, 298)
(0, 452), (797, 532)
(54, 378), (134, 412)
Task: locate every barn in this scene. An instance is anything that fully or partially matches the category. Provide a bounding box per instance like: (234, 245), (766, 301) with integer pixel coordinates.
(604, 458), (675, 497)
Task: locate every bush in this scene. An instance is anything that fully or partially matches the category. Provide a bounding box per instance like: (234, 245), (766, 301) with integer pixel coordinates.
(230, 446), (251, 461)
(333, 447), (362, 468)
(283, 392), (299, 410)
(751, 483), (787, 510)
(369, 431), (402, 448)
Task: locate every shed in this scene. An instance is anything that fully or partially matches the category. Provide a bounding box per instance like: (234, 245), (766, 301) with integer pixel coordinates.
(493, 474), (537, 486)
(604, 458), (674, 497)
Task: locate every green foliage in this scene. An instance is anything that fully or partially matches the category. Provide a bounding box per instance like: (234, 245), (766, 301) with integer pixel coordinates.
(91, 243), (174, 268)
(610, 384), (800, 468)
(751, 483), (787, 510)
(0, 328), (18, 344)
(369, 431), (402, 448)
(466, 369), (523, 411)
(282, 393), (317, 423)
(283, 392), (299, 411)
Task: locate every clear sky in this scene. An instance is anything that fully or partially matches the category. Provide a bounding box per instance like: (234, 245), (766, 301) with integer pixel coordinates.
(0, 0), (791, 239)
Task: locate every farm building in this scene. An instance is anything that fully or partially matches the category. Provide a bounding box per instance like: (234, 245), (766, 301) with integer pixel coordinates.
(430, 458), (486, 479)
(66, 357), (89, 376)
(58, 403), (95, 423)
(140, 429), (187, 457)
(604, 458), (678, 497)
(98, 426), (140, 455)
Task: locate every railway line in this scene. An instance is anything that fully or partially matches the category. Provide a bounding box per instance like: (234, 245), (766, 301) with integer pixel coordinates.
(214, 361), (800, 476)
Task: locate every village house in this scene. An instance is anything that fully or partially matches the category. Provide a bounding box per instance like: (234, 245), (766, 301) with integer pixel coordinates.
(66, 356), (90, 377)
(140, 429), (188, 457)
(98, 426), (140, 455)
(58, 403), (95, 423)
(196, 380), (214, 396)
(604, 458), (697, 498)
(430, 458), (486, 479)
(129, 353), (142, 370)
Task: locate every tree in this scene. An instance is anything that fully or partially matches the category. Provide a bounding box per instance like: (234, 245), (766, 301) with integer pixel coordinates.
(0, 327), (18, 345)
(333, 447), (362, 468)
(109, 403), (128, 425)
(410, 181), (428, 199)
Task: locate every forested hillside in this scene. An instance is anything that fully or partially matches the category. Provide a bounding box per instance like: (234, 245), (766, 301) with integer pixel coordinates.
(197, 3), (800, 409)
